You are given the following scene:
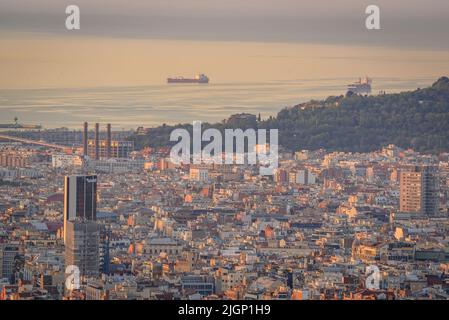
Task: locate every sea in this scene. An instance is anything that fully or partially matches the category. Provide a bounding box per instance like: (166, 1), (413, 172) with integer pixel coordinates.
(0, 77), (436, 130)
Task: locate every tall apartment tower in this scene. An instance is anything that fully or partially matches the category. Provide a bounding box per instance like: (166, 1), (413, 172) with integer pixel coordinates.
(65, 221), (100, 278)
(400, 165), (439, 215)
(63, 175), (98, 243)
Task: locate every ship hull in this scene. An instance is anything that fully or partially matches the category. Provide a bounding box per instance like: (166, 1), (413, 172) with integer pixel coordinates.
(167, 79), (209, 84)
(347, 84), (371, 95)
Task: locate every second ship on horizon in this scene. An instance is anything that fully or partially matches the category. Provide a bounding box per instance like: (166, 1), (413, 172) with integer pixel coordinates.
(167, 73), (209, 84)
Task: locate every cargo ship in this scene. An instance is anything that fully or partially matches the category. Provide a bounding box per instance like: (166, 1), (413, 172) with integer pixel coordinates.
(347, 77), (372, 95)
(167, 74), (209, 84)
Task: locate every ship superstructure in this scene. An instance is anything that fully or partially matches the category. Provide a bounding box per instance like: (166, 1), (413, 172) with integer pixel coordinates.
(347, 77), (372, 95)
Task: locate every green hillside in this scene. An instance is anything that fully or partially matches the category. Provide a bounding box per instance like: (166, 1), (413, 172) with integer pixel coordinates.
(130, 77), (449, 154)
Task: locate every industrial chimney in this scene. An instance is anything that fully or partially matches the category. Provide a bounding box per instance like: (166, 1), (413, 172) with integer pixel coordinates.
(94, 123), (100, 160)
(106, 123), (112, 158)
(83, 122), (88, 157)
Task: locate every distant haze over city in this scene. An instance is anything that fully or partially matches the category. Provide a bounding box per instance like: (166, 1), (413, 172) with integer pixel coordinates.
(0, 0), (448, 90)
(1, 0), (449, 48)
(0, 1), (448, 128)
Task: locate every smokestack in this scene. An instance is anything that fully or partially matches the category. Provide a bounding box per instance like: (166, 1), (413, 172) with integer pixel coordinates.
(106, 123), (112, 158)
(94, 123), (100, 160)
(83, 122), (88, 157)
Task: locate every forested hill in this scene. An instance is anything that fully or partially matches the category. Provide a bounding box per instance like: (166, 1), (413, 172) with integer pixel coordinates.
(129, 77), (449, 154)
(270, 76), (449, 153)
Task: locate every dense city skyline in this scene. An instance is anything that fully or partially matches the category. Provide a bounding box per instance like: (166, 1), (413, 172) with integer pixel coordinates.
(2, 0), (449, 307)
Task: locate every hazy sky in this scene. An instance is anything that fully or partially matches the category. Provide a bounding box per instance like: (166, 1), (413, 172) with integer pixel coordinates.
(1, 0), (449, 47)
(1, 1), (448, 89)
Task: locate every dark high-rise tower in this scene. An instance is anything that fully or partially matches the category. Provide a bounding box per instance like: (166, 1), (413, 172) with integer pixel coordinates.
(65, 220), (100, 278)
(64, 175), (98, 243)
(0, 242), (20, 281)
